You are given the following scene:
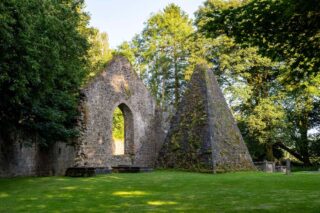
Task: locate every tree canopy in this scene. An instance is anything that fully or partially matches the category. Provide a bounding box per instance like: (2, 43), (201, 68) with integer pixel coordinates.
(117, 4), (194, 108)
(0, 0), (318, 165)
(194, 0), (320, 164)
(196, 0), (320, 81)
(0, 0), (108, 145)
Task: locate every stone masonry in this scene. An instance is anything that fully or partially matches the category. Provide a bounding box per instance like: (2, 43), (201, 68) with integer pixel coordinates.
(0, 56), (254, 177)
(0, 132), (75, 177)
(157, 64), (255, 172)
(75, 56), (165, 168)
(0, 56), (166, 176)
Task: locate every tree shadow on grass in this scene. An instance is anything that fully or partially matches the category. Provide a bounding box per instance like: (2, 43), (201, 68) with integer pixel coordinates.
(0, 172), (320, 212)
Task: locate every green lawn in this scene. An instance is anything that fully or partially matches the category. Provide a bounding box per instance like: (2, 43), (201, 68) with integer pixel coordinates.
(0, 171), (319, 212)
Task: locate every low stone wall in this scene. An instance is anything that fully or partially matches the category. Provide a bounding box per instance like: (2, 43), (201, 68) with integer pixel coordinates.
(0, 133), (75, 177)
(254, 161), (275, 173)
(254, 161), (290, 173)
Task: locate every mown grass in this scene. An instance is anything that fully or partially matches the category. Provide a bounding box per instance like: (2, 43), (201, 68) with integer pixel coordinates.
(0, 171), (319, 212)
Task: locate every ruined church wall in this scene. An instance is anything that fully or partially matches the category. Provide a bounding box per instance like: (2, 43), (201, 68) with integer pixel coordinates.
(76, 56), (162, 168)
(0, 56), (165, 177)
(0, 133), (75, 177)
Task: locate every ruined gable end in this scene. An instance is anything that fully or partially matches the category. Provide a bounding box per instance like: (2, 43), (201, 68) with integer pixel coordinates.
(75, 56), (164, 168)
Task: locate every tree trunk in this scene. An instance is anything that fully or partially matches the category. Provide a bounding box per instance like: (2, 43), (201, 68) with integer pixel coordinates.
(161, 68), (166, 108)
(274, 142), (310, 165)
(174, 56), (180, 107)
(297, 112), (311, 165)
(265, 143), (274, 161)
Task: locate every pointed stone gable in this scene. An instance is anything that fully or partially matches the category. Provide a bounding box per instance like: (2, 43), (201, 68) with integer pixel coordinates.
(157, 64), (255, 172)
(75, 56), (162, 168)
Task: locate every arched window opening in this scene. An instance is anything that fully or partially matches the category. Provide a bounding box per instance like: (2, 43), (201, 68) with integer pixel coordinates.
(112, 107), (124, 155)
(112, 103), (134, 156)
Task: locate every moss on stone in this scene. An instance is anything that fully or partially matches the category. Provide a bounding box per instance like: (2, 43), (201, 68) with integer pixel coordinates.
(157, 65), (254, 173)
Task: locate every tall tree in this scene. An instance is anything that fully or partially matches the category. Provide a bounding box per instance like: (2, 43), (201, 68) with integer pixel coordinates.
(195, 0), (320, 164)
(118, 4), (194, 108)
(196, 0), (320, 81)
(87, 29), (112, 79)
(0, 0), (91, 145)
(282, 75), (320, 165)
(200, 35), (288, 161)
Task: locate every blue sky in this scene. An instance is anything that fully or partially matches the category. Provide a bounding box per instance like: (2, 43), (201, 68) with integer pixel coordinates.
(85, 0), (205, 48)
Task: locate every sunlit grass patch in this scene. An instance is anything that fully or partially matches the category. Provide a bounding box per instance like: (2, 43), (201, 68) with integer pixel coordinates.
(0, 171), (319, 212)
(112, 191), (149, 197)
(147, 201), (178, 206)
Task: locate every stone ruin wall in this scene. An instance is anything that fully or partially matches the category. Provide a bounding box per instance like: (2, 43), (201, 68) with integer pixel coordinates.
(0, 132), (75, 177)
(0, 56), (167, 177)
(75, 56), (166, 168)
(0, 57), (254, 177)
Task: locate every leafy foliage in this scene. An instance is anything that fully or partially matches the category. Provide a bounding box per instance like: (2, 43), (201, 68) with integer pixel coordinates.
(188, 33), (285, 160)
(117, 4), (194, 108)
(196, 0), (320, 80)
(87, 29), (112, 79)
(112, 107), (124, 140)
(0, 0), (91, 144)
(115, 1), (319, 164)
(195, 0), (320, 163)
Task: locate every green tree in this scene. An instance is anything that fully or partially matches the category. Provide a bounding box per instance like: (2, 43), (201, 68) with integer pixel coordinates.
(118, 4), (194, 108)
(116, 38), (146, 80)
(201, 35), (288, 161)
(281, 75), (320, 165)
(246, 98), (288, 161)
(0, 0), (91, 145)
(112, 107), (124, 140)
(87, 29), (112, 79)
(195, 0), (320, 164)
(196, 0), (320, 80)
